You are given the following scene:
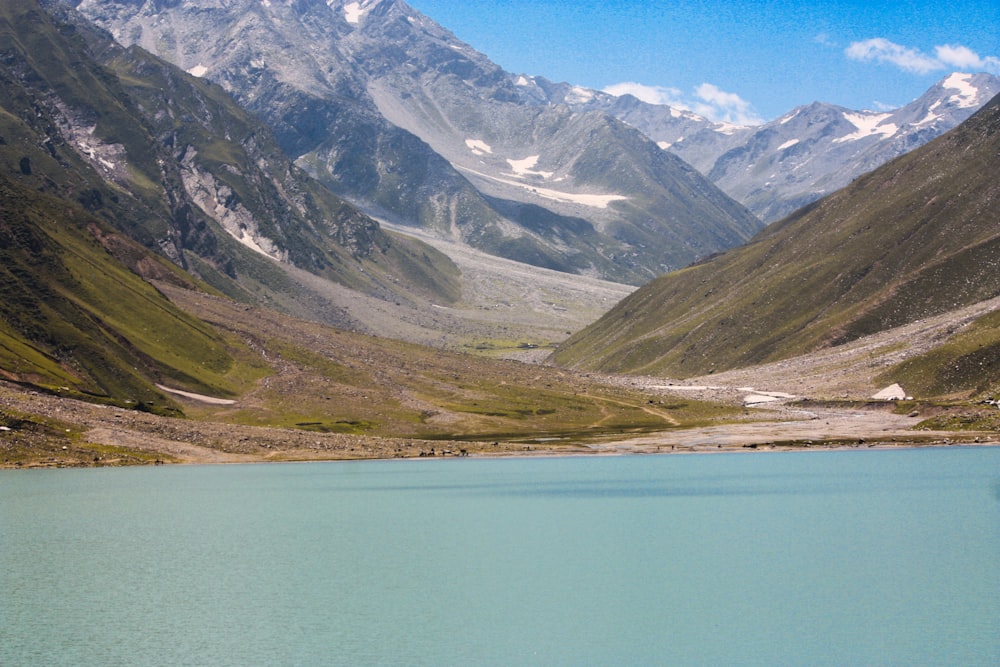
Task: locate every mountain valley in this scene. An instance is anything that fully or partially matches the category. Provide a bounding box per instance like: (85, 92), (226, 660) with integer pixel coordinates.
(2, 0), (1000, 467)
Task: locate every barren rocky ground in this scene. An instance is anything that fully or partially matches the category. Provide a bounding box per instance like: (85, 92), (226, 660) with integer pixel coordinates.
(370, 222), (635, 359)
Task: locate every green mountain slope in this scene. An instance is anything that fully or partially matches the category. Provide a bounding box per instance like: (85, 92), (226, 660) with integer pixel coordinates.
(0, 171), (258, 405)
(552, 94), (1000, 395)
(0, 0), (459, 402)
(1, 0), (459, 312)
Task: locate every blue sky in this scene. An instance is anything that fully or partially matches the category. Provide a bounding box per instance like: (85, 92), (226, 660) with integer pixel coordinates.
(404, 0), (1000, 123)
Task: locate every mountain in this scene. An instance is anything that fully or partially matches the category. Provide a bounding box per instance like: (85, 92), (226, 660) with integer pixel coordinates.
(66, 0), (763, 284)
(551, 93), (1000, 398)
(0, 0), (470, 398)
(3, 0), (460, 312)
(0, 166), (246, 405)
(539, 72), (1000, 223)
(517, 76), (753, 175)
(0, 0), (727, 456)
(700, 73), (1000, 222)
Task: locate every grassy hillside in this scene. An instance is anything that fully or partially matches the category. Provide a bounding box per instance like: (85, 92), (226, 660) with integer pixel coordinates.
(552, 94), (1000, 397)
(879, 308), (1000, 399)
(0, 273), (743, 467)
(0, 172), (265, 405)
(150, 284), (736, 442)
(0, 0), (458, 403)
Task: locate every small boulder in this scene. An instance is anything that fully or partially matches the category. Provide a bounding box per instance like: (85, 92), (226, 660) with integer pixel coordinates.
(872, 383), (907, 401)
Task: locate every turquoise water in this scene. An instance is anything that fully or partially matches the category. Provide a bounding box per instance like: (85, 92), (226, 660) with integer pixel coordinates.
(2, 448), (998, 666)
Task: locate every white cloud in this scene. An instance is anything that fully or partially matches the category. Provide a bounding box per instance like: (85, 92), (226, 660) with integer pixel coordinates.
(935, 44), (1000, 73)
(846, 38), (1000, 75)
(602, 82), (686, 107)
(602, 81), (763, 126)
(691, 83), (762, 125)
(845, 38), (940, 73)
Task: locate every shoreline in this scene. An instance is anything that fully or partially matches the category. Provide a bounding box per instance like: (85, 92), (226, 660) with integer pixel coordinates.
(5, 439), (999, 470)
(4, 418), (996, 470)
(3, 380), (997, 469)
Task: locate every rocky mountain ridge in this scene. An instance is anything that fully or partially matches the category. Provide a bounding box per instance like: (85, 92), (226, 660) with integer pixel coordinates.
(66, 0), (763, 284)
(537, 72), (1000, 222)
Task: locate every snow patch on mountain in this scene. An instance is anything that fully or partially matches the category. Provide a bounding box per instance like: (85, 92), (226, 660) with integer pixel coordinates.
(459, 166), (626, 209)
(187, 64), (208, 77)
(713, 122), (744, 135)
(916, 102), (945, 127)
(465, 139), (493, 155)
(565, 86), (596, 104)
(941, 72), (980, 108)
(507, 155), (553, 179)
(777, 139), (799, 151)
(834, 112), (897, 143)
(342, 1), (369, 25)
(779, 110), (800, 125)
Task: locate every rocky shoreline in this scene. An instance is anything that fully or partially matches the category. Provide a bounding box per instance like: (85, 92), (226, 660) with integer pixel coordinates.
(2, 380), (994, 469)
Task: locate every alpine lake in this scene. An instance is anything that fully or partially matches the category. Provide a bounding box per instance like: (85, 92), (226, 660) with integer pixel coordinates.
(2, 446), (998, 666)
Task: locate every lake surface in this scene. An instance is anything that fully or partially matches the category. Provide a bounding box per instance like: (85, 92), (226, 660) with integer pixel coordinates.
(2, 447), (998, 666)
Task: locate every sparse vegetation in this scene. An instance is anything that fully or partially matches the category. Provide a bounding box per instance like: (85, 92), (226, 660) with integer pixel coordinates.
(158, 284), (738, 442)
(879, 308), (1000, 399)
(0, 276), (753, 467)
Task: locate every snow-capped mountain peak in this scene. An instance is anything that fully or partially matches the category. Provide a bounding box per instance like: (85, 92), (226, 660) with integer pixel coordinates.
(597, 71), (1000, 222)
(940, 72), (982, 108)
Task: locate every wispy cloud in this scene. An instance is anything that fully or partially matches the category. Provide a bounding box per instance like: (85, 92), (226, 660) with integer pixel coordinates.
(845, 38), (940, 73)
(846, 38), (1000, 75)
(602, 82), (764, 126)
(603, 82), (684, 107)
(813, 32), (837, 48)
